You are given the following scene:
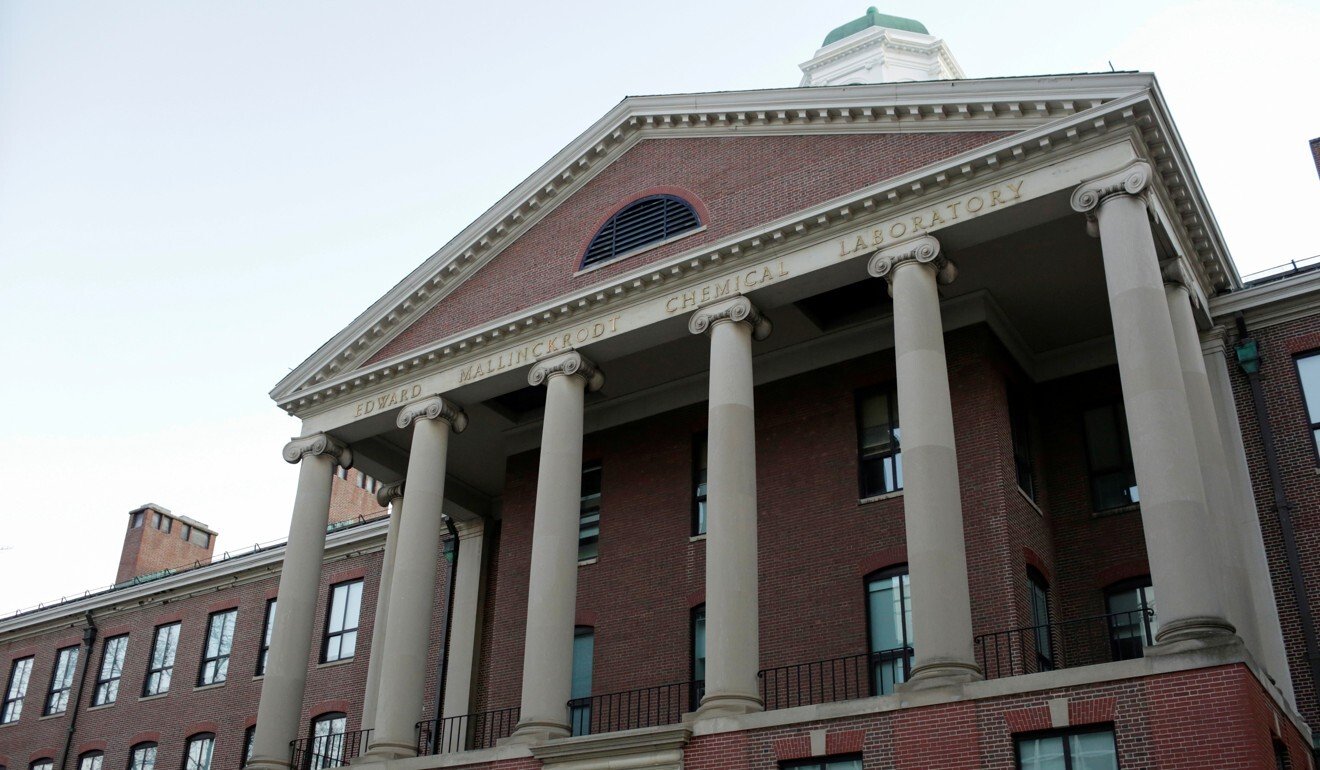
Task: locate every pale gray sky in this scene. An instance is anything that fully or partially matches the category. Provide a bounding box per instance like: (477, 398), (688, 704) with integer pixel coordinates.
(1, 0), (1317, 614)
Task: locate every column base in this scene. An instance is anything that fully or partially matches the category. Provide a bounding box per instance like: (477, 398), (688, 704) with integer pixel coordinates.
(364, 741), (417, 762)
(503, 720), (570, 746)
(694, 691), (764, 720)
(898, 660), (983, 692)
(1148, 617), (1242, 656)
(245, 759), (293, 770)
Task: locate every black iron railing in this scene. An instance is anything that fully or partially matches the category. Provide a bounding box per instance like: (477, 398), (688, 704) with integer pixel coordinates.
(289, 729), (371, 770)
(566, 680), (701, 736)
(758, 646), (913, 711)
(416, 706), (520, 755)
(974, 608), (1157, 680)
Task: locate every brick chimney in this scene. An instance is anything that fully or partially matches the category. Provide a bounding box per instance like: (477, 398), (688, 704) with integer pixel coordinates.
(115, 503), (218, 584)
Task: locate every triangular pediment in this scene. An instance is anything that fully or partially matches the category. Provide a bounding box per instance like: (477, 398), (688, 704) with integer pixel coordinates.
(272, 73), (1233, 415)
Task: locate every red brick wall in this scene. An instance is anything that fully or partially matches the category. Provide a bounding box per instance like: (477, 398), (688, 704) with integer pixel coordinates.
(115, 515), (218, 584)
(1228, 312), (1320, 729)
(328, 470), (387, 526)
(369, 131), (1012, 364)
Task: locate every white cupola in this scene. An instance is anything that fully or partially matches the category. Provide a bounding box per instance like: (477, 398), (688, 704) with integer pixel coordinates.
(799, 7), (964, 86)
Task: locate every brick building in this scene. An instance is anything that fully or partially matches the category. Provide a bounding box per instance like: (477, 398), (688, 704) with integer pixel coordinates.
(5, 10), (1320, 770)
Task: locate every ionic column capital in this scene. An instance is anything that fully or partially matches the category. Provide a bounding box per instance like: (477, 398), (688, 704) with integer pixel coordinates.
(376, 481), (405, 508)
(282, 433), (353, 468)
(687, 295), (772, 340)
(528, 351), (605, 392)
(867, 235), (957, 290)
(1070, 161), (1153, 222)
(396, 396), (468, 433)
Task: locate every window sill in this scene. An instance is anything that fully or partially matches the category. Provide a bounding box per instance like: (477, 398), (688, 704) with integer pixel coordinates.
(316, 657), (355, 670)
(87, 702), (115, 711)
(1017, 487), (1043, 515)
(253, 674), (266, 681)
(0, 720), (16, 728)
(193, 681), (227, 692)
(39, 712), (66, 720)
(139, 693), (168, 702)
(859, 490), (904, 505)
(573, 226), (708, 277)
(577, 557), (599, 567)
(689, 534), (707, 543)
(1091, 503), (1140, 519)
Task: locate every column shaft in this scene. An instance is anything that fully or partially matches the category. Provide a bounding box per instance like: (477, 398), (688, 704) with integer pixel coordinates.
(360, 488), (404, 732)
(872, 239), (979, 685)
(697, 306), (764, 717)
(1075, 165), (1234, 643)
(369, 400), (463, 759)
(510, 353), (600, 743)
(441, 520), (488, 749)
(250, 435), (348, 770)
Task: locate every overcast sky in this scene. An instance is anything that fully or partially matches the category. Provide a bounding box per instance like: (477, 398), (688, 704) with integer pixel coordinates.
(1, 0), (1317, 615)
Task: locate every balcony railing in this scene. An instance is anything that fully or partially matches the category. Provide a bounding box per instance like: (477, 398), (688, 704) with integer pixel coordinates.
(289, 729), (371, 770)
(416, 706), (520, 755)
(566, 680), (701, 736)
(758, 646), (913, 711)
(974, 608), (1157, 679)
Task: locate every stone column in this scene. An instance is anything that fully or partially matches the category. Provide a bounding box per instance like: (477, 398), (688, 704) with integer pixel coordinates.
(1071, 162), (1236, 646)
(1163, 267), (1249, 647)
(868, 236), (981, 687)
(1203, 331), (1295, 703)
(249, 433), (352, 770)
(508, 351), (604, 744)
(368, 398), (467, 759)
(441, 519), (489, 747)
(360, 481), (405, 733)
(689, 296), (771, 718)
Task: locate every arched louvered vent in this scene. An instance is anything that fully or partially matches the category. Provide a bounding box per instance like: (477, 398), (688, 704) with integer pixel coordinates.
(581, 195), (701, 269)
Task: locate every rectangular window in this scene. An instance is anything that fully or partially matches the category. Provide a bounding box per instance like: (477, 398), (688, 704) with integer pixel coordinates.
(192, 529), (210, 548)
(322, 580), (363, 663)
(1083, 404), (1138, 510)
(243, 727), (256, 768)
(691, 605), (706, 711)
(152, 512), (172, 533)
(92, 634), (128, 705)
(1016, 727), (1118, 770)
(2, 656), (33, 723)
(1295, 353), (1320, 458)
(579, 463), (601, 561)
(181, 524), (192, 542)
(1009, 389), (1036, 501)
(781, 758), (862, 770)
(1106, 580), (1158, 661)
(257, 598), (277, 676)
(857, 388), (902, 498)
(865, 569), (913, 695)
(44, 645), (79, 715)
(143, 622), (180, 695)
(569, 627), (594, 736)
(199, 609), (237, 685)
(184, 735), (215, 770)
(693, 435), (708, 536)
(131, 512), (144, 528)
(1028, 571), (1053, 672)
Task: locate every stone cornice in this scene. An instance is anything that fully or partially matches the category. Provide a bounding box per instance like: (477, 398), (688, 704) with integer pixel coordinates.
(688, 295), (772, 340)
(528, 351), (605, 391)
(272, 76), (1235, 417)
(1210, 268), (1320, 330)
(396, 395), (468, 432)
(282, 432), (352, 468)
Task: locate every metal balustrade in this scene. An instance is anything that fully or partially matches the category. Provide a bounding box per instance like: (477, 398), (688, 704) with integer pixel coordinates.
(289, 729), (371, 770)
(758, 647), (913, 711)
(566, 680), (701, 736)
(415, 706), (520, 755)
(974, 608), (1157, 680)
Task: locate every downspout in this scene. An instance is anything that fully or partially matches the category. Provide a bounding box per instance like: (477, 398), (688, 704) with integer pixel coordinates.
(1233, 313), (1320, 732)
(58, 611), (97, 770)
(431, 515), (460, 746)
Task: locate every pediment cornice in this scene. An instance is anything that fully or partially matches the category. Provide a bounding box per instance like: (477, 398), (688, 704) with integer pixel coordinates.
(272, 73), (1235, 417)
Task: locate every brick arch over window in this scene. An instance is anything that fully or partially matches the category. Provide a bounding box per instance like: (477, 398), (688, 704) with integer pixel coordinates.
(859, 547), (908, 577)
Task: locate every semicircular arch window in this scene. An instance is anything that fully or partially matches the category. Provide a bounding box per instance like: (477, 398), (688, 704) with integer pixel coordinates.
(581, 195), (700, 269)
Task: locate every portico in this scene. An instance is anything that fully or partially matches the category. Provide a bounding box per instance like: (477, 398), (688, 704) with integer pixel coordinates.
(250, 76), (1299, 769)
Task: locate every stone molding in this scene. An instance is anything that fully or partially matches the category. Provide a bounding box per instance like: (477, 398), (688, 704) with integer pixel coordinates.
(528, 350), (605, 392)
(531, 723), (692, 770)
(282, 433), (352, 468)
(688, 295), (772, 340)
(395, 396), (468, 433)
(1070, 160), (1152, 216)
(375, 481), (405, 508)
(866, 235), (957, 288)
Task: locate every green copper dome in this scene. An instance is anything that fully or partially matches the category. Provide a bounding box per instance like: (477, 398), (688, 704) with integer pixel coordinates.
(822, 7), (929, 46)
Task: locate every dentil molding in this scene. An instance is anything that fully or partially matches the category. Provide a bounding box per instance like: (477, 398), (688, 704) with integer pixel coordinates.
(688, 295), (773, 340)
(395, 396), (469, 432)
(282, 433), (353, 468)
(528, 351), (606, 392)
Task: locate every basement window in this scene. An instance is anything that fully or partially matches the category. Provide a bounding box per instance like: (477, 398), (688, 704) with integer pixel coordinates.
(580, 195), (700, 269)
